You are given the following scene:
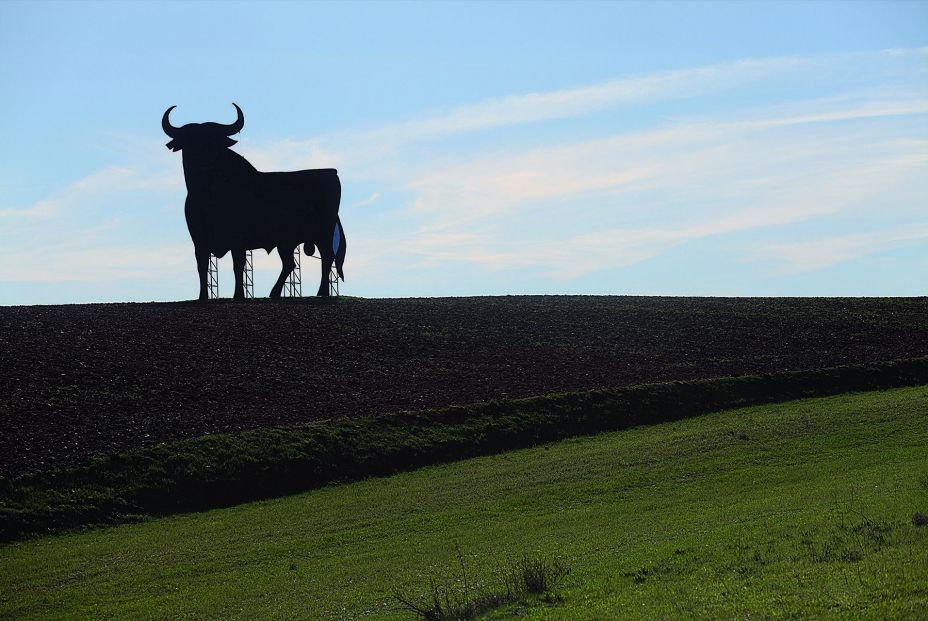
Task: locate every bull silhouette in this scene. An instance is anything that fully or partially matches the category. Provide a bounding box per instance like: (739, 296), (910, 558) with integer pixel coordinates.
(162, 103), (346, 300)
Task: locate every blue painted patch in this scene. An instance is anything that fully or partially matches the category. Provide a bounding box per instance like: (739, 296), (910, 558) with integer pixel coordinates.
(332, 223), (341, 256)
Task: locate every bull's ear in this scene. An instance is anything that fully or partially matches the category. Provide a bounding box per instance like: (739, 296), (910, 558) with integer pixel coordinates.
(224, 137), (237, 147)
(165, 139), (181, 151)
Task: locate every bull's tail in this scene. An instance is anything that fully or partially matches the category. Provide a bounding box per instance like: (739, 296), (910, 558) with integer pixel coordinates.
(333, 216), (346, 281)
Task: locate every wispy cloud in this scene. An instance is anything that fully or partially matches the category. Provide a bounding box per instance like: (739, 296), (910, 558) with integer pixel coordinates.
(0, 240), (191, 283)
(393, 98), (927, 249)
(753, 224), (928, 274)
(241, 139), (343, 174)
(343, 55), (813, 145)
(243, 47), (928, 173)
(2, 163), (182, 220)
(237, 54), (829, 175)
(0, 159), (188, 285)
(355, 192), (382, 208)
(391, 136), (926, 282)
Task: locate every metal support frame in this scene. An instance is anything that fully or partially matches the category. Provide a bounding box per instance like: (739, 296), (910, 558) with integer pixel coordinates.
(207, 245), (340, 299)
(328, 262), (340, 296)
(208, 251), (254, 299)
(283, 245), (302, 297)
(207, 254), (220, 299)
(243, 249), (254, 299)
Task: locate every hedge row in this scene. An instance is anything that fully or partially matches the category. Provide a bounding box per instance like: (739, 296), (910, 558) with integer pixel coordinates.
(2, 357), (927, 543)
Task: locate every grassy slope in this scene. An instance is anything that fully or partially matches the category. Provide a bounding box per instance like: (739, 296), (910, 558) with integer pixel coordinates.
(1, 386), (927, 620)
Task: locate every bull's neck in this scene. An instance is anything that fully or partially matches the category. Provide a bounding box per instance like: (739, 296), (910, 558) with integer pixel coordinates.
(181, 148), (257, 192)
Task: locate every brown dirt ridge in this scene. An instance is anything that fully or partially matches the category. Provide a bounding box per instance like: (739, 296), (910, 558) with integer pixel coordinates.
(1, 295), (926, 478)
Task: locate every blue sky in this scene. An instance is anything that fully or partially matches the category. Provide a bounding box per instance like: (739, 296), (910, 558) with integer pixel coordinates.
(1, 0), (926, 303)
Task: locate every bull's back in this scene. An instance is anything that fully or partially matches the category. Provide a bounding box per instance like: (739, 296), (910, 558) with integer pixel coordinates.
(260, 169), (340, 208)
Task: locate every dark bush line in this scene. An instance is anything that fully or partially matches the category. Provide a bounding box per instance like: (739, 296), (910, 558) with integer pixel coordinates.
(2, 357), (926, 543)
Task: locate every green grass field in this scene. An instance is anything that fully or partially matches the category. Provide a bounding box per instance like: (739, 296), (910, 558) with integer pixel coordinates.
(2, 386), (927, 620)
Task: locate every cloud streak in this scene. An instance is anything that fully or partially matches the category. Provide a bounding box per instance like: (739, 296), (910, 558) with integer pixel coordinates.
(244, 47), (927, 173)
(345, 55), (815, 145)
(754, 224), (928, 274)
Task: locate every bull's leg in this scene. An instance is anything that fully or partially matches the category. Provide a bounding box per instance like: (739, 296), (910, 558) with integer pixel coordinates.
(270, 245), (296, 298)
(195, 246), (210, 301)
(318, 252), (334, 297)
(316, 220), (336, 297)
(231, 249), (246, 301)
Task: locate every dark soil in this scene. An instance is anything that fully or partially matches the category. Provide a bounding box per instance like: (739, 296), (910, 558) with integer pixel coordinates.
(1, 296), (926, 477)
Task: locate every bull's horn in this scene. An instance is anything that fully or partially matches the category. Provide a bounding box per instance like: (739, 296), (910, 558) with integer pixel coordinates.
(219, 103), (245, 135)
(162, 106), (179, 137)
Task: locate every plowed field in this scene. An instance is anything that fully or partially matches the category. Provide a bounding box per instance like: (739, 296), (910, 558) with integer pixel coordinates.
(2, 296), (926, 477)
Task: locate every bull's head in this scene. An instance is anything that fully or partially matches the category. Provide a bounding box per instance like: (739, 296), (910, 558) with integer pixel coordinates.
(162, 103), (245, 152)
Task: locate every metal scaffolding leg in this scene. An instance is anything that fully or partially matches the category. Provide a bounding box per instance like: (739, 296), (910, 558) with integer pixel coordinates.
(243, 249), (254, 299)
(208, 254), (220, 299)
(328, 262), (339, 296)
(283, 245), (302, 297)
